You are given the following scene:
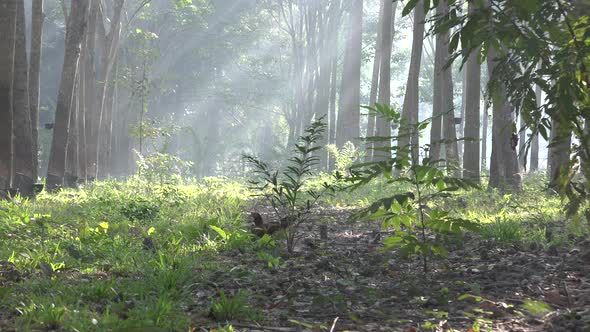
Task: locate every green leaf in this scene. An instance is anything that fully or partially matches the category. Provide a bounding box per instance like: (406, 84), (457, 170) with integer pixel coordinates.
(402, 0), (420, 17)
(209, 225), (228, 240)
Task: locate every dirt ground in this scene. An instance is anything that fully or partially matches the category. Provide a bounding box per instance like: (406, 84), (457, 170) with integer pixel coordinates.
(190, 207), (590, 332)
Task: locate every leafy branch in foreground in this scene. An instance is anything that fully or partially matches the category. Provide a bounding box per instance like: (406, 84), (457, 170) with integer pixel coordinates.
(350, 104), (481, 273)
(244, 117), (338, 253)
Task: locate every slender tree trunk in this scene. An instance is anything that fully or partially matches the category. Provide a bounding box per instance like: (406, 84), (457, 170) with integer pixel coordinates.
(462, 1), (481, 182)
(29, 0), (43, 182)
(84, 0), (98, 180)
(46, 0), (90, 191)
(316, 6), (331, 170)
(373, 0), (394, 162)
(328, 1), (342, 171)
(12, 0), (35, 197)
(0, 1), (17, 193)
(530, 84), (541, 171)
(77, 39), (88, 182)
(398, 0), (424, 166)
(367, 0), (384, 162)
(439, 1), (459, 175)
(518, 113), (527, 171)
(328, 33), (338, 171)
(487, 48), (522, 192)
(430, 7), (445, 162)
(336, 0), (362, 148)
(95, 0), (124, 179)
(548, 116), (571, 190)
(65, 74), (79, 187)
(482, 97), (489, 170)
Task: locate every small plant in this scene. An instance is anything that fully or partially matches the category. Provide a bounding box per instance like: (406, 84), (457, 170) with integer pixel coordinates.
(326, 141), (364, 174)
(209, 289), (257, 322)
(350, 104), (481, 272)
(121, 198), (160, 222)
(135, 151), (193, 185)
(256, 251), (283, 270)
(245, 117), (337, 253)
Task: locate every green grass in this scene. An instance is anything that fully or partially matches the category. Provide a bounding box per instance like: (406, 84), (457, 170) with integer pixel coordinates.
(0, 173), (587, 330)
(0, 177), (252, 331)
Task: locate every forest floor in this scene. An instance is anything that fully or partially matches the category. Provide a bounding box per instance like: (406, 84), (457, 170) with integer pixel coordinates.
(190, 207), (590, 332)
(1, 178), (590, 331)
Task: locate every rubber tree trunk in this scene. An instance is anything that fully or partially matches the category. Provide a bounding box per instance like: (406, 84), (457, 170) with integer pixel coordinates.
(518, 114), (527, 171)
(65, 74), (79, 187)
(548, 116), (571, 190)
(487, 48), (522, 192)
(430, 5), (445, 162)
(29, 0), (43, 182)
(12, 0), (35, 197)
(398, 0), (425, 166)
(462, 2), (481, 182)
(0, 1), (17, 193)
(316, 5), (332, 170)
(95, 0), (125, 179)
(481, 97), (489, 169)
(367, 0), (384, 163)
(84, 0), (98, 181)
(439, 1), (459, 175)
(336, 0), (362, 148)
(529, 84), (541, 171)
(46, 0), (90, 191)
(373, 0), (394, 162)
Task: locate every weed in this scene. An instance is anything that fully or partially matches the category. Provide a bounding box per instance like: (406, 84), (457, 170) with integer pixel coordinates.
(245, 117), (338, 253)
(209, 289), (258, 322)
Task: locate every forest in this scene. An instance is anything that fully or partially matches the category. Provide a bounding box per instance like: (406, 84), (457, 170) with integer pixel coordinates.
(0, 0), (590, 331)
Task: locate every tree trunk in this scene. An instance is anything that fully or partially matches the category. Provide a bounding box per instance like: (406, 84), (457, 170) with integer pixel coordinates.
(462, 1), (481, 182)
(481, 97), (489, 169)
(530, 84), (541, 171)
(430, 5), (445, 162)
(84, 0), (98, 180)
(29, 0), (43, 182)
(336, 0), (362, 148)
(398, 0), (424, 166)
(0, 1), (17, 193)
(316, 6), (331, 170)
(548, 116), (571, 190)
(373, 0), (394, 162)
(12, 0), (35, 197)
(328, 31), (338, 171)
(487, 48), (522, 192)
(46, 0), (90, 191)
(95, 0), (124, 179)
(367, 0), (384, 162)
(439, 1), (459, 175)
(65, 74), (79, 187)
(518, 113), (527, 171)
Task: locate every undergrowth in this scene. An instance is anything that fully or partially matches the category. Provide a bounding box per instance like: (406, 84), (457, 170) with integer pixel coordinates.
(0, 172), (586, 330)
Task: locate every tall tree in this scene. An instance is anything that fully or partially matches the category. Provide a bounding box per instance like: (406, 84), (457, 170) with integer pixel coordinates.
(46, 0), (90, 190)
(12, 0), (35, 196)
(366, 0), (384, 162)
(487, 48), (522, 192)
(398, 0), (424, 166)
(548, 116), (571, 190)
(373, 0), (394, 162)
(517, 114), (526, 170)
(439, 0), (459, 174)
(462, 1), (481, 182)
(95, 0), (125, 179)
(0, 0), (17, 193)
(336, 0), (363, 148)
(529, 84), (541, 171)
(430, 5), (445, 162)
(29, 0), (44, 181)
